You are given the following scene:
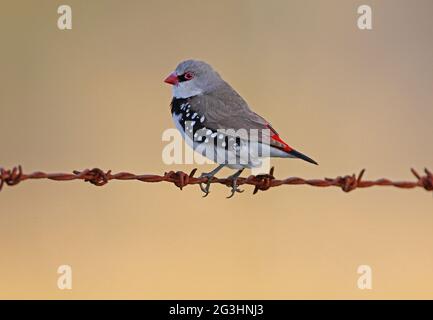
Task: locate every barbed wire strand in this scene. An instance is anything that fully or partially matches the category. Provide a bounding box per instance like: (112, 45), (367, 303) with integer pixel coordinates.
(1, 165), (432, 195)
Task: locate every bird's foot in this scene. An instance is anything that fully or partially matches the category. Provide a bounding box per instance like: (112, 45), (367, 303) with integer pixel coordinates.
(226, 170), (244, 199)
(198, 164), (226, 197)
(199, 172), (215, 197)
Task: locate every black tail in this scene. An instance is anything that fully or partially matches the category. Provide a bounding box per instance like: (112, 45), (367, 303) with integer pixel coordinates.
(288, 149), (319, 165)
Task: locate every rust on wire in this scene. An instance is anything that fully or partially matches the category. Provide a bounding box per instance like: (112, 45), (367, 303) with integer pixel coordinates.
(0, 165), (433, 194)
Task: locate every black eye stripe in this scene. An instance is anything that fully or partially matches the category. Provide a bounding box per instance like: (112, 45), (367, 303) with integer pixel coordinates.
(178, 74), (188, 82)
(178, 72), (193, 82)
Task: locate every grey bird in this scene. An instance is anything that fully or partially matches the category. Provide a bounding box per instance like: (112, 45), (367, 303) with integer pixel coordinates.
(164, 59), (318, 197)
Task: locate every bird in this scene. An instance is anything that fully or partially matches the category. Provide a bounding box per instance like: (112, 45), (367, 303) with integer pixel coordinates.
(164, 60), (318, 198)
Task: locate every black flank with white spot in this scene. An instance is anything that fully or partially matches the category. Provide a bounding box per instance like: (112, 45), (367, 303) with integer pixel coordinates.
(170, 97), (240, 150)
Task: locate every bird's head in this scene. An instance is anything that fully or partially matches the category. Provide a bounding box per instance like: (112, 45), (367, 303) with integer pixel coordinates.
(164, 60), (223, 98)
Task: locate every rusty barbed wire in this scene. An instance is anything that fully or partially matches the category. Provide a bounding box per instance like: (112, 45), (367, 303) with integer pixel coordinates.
(0, 165), (432, 195)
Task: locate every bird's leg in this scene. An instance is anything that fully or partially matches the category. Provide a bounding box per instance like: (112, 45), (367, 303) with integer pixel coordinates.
(226, 169), (245, 199)
(199, 164), (225, 197)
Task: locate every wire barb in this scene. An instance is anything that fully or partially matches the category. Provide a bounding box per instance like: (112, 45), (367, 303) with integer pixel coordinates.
(0, 165), (432, 195)
(325, 169), (365, 192)
(252, 167), (275, 194)
(411, 168), (433, 191)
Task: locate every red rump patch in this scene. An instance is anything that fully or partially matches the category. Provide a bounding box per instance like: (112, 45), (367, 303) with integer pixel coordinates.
(267, 124), (293, 152)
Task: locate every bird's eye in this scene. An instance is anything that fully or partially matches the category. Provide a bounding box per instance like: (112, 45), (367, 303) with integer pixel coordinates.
(184, 72), (194, 80)
(178, 71), (194, 82)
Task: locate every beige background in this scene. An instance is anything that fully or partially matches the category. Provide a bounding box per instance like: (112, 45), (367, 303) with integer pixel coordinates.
(0, 0), (432, 299)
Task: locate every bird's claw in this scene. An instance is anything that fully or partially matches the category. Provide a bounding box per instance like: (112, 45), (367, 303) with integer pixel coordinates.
(226, 176), (244, 199)
(199, 173), (213, 197)
(199, 167), (244, 198)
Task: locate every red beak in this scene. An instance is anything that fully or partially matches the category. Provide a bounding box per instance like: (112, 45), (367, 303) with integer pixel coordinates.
(164, 72), (178, 85)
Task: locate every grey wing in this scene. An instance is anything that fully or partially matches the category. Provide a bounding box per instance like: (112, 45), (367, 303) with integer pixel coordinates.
(190, 88), (287, 151)
(190, 87), (269, 139)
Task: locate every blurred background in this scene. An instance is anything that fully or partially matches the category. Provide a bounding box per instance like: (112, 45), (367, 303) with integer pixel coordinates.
(0, 0), (432, 299)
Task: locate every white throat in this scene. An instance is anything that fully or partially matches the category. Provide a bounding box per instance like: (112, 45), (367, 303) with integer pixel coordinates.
(173, 81), (203, 99)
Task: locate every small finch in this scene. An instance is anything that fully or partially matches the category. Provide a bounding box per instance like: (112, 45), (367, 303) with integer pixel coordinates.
(164, 60), (318, 197)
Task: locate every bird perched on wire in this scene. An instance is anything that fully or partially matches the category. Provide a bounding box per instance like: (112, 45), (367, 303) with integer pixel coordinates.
(164, 60), (318, 197)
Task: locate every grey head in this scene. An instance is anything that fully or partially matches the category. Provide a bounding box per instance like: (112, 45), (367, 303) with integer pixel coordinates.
(164, 60), (225, 99)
